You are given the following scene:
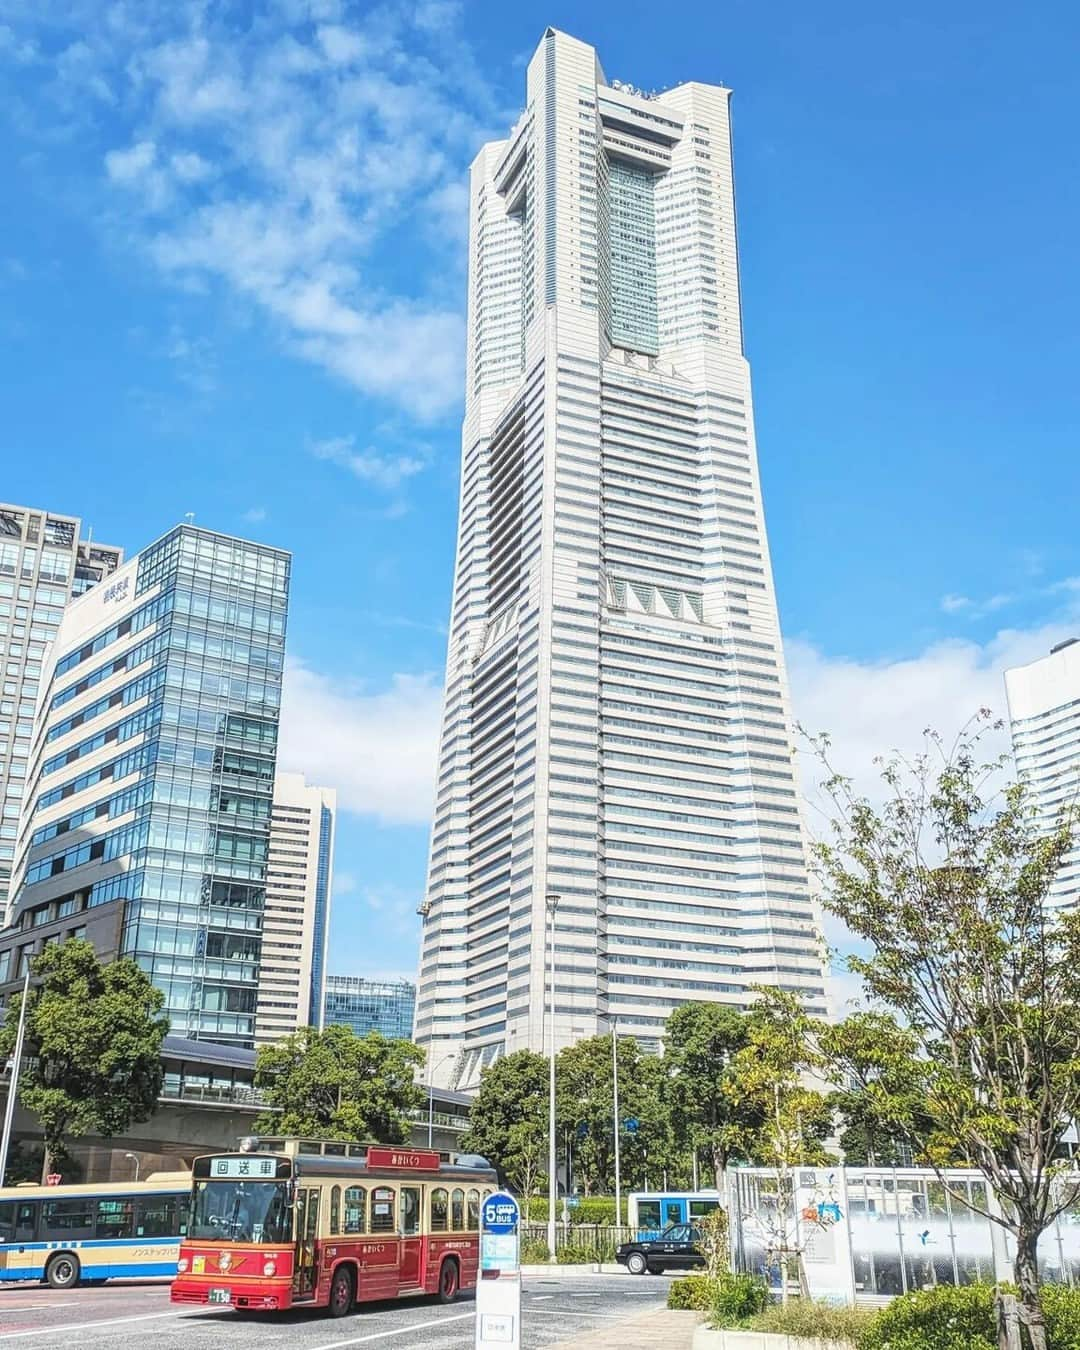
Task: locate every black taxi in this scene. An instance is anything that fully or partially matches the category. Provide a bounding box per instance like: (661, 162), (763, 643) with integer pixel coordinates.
(615, 1223), (705, 1275)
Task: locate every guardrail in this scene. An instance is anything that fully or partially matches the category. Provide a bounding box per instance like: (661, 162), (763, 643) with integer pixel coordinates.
(157, 1082), (272, 1109)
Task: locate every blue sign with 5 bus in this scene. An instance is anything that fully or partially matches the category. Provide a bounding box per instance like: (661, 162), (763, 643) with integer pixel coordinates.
(482, 1192), (520, 1235)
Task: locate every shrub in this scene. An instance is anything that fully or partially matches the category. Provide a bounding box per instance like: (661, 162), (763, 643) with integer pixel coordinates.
(709, 1271), (769, 1326)
(524, 1195), (627, 1224)
(519, 1237), (550, 1264)
(1043, 1284), (1080, 1350)
(555, 1245), (598, 1265)
(667, 1275), (718, 1311)
(858, 1284), (995, 1350)
(750, 1300), (873, 1344)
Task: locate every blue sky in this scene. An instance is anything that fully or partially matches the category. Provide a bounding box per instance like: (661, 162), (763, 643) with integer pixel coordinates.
(3, 0), (1079, 987)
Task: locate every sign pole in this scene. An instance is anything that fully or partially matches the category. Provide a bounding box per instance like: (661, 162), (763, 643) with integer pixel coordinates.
(0, 968), (30, 1187)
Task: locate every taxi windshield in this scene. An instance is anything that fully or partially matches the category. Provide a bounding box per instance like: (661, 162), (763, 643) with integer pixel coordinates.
(189, 1181), (292, 1244)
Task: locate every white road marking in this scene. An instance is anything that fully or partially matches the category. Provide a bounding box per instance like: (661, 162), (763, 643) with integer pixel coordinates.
(525, 1310), (621, 1319)
(306, 1311), (474, 1348)
(0, 1308), (212, 1340)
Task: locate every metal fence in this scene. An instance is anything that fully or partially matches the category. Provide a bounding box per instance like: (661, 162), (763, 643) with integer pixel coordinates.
(520, 1222), (635, 1260)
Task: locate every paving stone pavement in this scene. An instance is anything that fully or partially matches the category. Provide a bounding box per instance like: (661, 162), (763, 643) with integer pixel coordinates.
(548, 1305), (703, 1348)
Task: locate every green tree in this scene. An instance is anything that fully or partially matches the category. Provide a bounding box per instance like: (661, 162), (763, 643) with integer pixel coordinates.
(0, 940), (168, 1179)
(459, 1051), (549, 1200)
(556, 1035), (669, 1195)
(729, 989), (833, 1304)
(663, 1002), (766, 1193)
(810, 716), (1080, 1350)
(254, 1025), (424, 1143)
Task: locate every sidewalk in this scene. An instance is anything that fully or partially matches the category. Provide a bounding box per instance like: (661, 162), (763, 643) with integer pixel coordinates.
(548, 1306), (703, 1349)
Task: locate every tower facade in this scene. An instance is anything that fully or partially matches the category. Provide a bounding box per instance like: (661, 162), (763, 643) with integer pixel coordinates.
(0, 523), (289, 1047)
(0, 504), (122, 922)
(254, 771), (336, 1044)
(415, 30), (827, 1088)
(1005, 639), (1080, 910)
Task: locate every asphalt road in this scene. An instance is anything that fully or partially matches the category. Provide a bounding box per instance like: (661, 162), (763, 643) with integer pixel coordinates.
(0, 1274), (676, 1348)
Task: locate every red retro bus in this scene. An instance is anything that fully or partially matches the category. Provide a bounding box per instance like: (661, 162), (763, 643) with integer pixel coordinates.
(170, 1137), (497, 1317)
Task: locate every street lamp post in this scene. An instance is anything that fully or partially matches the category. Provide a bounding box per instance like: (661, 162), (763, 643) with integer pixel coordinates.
(124, 1152), (140, 1182)
(427, 1053), (455, 1149)
(546, 893), (560, 1263)
(612, 1018), (622, 1230)
(0, 969), (30, 1188)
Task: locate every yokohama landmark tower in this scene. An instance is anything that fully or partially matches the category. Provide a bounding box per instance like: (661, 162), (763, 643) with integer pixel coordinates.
(415, 30), (828, 1088)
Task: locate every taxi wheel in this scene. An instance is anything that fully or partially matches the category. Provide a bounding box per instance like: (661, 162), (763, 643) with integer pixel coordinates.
(46, 1253), (81, 1290)
(626, 1251), (648, 1276)
(438, 1257), (460, 1303)
(328, 1265), (355, 1318)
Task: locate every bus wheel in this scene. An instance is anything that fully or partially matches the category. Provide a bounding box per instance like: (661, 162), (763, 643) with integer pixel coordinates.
(46, 1254), (80, 1290)
(328, 1265), (355, 1318)
(438, 1258), (460, 1304)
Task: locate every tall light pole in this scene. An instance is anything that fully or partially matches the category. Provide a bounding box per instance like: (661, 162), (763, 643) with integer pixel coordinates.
(427, 1053), (455, 1149)
(124, 1152), (140, 1182)
(0, 969), (30, 1189)
(611, 1017), (622, 1229)
(546, 892), (560, 1262)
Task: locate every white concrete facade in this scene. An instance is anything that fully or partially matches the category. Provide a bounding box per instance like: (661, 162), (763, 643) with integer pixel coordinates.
(1005, 639), (1080, 909)
(415, 29), (828, 1089)
(254, 771), (336, 1045)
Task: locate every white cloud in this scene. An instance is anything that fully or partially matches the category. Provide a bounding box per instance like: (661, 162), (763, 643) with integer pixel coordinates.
(8, 0), (508, 419)
(278, 660), (443, 826)
(105, 140), (157, 183)
(241, 506), (267, 523)
(309, 435), (427, 491)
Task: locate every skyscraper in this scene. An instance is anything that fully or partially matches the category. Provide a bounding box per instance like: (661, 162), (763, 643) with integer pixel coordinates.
(0, 504), (122, 922)
(0, 523), (289, 1047)
(323, 976), (416, 1042)
(254, 771), (336, 1045)
(415, 30), (827, 1089)
(1005, 638), (1080, 910)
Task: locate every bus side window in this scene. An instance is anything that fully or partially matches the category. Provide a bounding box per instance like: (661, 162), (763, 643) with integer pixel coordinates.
(451, 1188), (465, 1231)
(14, 1202), (37, 1242)
(431, 1188), (448, 1232)
(96, 1197), (135, 1240)
(43, 1199), (94, 1241)
(467, 1189), (479, 1229)
(637, 1201), (661, 1232)
(136, 1196), (179, 1238)
(330, 1186), (341, 1236)
(344, 1187), (366, 1234)
(370, 1188), (395, 1235)
(0, 1201), (14, 1243)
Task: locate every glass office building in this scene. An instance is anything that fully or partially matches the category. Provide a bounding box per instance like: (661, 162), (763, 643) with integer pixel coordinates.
(323, 976), (416, 1041)
(0, 523), (289, 1047)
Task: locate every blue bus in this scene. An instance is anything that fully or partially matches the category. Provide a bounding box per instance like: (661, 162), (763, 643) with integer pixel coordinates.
(0, 1174), (190, 1288)
(629, 1190), (722, 1239)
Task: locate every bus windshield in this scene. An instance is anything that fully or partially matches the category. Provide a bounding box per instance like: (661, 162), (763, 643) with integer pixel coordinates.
(189, 1181), (292, 1244)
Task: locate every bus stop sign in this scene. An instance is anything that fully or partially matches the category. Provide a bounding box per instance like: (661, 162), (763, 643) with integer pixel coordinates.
(477, 1191), (521, 1349)
(482, 1193), (520, 1235)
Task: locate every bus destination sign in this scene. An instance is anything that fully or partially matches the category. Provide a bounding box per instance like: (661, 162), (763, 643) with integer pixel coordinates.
(366, 1147), (441, 1171)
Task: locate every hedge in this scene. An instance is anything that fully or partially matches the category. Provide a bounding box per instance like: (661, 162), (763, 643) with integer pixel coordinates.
(524, 1196), (628, 1224)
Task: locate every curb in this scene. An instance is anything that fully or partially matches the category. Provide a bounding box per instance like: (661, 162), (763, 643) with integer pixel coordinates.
(520, 1263), (628, 1276)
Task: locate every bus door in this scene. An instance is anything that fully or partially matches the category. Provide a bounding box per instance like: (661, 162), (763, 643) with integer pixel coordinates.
(293, 1188), (320, 1300)
(664, 1199), (684, 1228)
(399, 1187), (422, 1287)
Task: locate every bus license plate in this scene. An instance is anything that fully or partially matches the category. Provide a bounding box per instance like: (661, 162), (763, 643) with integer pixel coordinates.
(208, 1288), (232, 1304)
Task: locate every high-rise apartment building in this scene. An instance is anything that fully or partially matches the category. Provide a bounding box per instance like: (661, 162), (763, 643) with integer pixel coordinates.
(254, 771), (336, 1045)
(415, 30), (828, 1088)
(0, 504), (121, 922)
(1005, 638), (1080, 909)
(0, 523), (290, 1047)
(324, 975), (416, 1041)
